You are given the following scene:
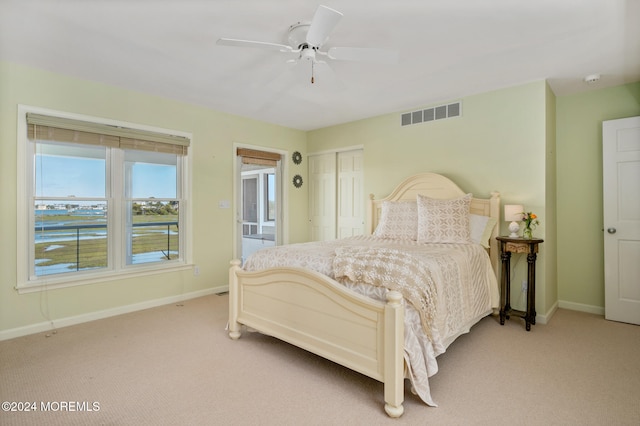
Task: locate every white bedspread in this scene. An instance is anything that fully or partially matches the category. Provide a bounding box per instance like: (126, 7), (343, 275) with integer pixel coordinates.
(243, 235), (500, 406)
(333, 246), (439, 340)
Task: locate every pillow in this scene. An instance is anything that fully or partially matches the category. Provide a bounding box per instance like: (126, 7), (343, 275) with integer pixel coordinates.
(417, 193), (472, 244)
(373, 200), (418, 240)
(469, 214), (498, 248)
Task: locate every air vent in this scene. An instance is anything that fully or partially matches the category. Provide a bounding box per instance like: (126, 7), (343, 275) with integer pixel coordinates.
(401, 101), (462, 126)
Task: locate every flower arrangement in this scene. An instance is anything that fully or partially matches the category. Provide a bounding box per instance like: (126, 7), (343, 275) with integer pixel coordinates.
(522, 211), (539, 239)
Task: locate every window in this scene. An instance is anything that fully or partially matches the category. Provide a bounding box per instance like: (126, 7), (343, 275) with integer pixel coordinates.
(18, 107), (191, 291)
(265, 173), (276, 222)
(242, 177), (258, 236)
(124, 150), (180, 266)
(34, 141), (108, 276)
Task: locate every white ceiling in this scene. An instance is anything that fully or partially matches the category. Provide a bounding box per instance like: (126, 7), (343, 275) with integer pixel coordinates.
(1, 0), (639, 131)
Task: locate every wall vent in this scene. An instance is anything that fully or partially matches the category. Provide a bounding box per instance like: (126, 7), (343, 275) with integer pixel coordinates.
(401, 101), (461, 127)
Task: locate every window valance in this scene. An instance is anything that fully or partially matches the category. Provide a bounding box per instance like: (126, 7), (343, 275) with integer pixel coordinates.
(27, 113), (189, 155)
(237, 148), (281, 167)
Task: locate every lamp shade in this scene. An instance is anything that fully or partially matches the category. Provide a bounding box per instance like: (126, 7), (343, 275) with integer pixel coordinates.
(504, 205), (524, 222)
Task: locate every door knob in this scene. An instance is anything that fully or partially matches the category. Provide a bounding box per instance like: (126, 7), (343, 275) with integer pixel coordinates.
(607, 227), (616, 234)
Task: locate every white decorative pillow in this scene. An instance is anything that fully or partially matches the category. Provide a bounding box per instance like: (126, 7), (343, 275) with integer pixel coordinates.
(469, 214), (498, 248)
(417, 193), (472, 244)
(374, 201), (418, 240)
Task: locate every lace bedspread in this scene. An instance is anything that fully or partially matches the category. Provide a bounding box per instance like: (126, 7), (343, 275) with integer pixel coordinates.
(242, 235), (500, 406)
(333, 246), (438, 340)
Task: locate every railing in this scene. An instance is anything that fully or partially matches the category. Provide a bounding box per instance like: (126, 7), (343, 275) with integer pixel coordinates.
(35, 221), (178, 275)
(129, 221), (178, 261)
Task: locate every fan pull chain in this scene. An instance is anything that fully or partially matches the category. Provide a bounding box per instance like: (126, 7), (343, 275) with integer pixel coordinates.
(311, 61), (315, 84)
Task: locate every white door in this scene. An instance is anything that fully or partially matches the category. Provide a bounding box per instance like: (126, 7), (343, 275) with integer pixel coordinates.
(603, 116), (640, 325)
(309, 153), (336, 241)
(337, 150), (364, 238)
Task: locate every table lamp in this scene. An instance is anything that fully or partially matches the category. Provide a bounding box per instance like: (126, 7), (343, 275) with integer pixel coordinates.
(504, 204), (524, 238)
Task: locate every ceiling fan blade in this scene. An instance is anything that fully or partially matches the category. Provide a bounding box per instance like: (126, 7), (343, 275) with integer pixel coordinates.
(306, 5), (343, 47)
(216, 38), (293, 53)
(327, 47), (399, 64)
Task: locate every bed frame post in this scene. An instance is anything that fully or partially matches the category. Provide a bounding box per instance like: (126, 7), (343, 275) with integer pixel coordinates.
(228, 259), (242, 340)
(383, 290), (404, 418)
(489, 191), (501, 275)
(367, 193), (376, 234)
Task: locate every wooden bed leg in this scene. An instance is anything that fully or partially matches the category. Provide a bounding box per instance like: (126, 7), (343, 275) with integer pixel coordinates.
(228, 260), (242, 340)
(383, 291), (404, 418)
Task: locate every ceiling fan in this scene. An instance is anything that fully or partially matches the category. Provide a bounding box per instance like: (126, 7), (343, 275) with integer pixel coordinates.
(216, 5), (398, 84)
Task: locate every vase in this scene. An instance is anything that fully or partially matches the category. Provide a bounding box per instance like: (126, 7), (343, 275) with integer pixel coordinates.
(523, 227), (533, 239)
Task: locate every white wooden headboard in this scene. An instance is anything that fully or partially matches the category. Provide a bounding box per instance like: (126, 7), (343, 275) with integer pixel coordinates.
(367, 173), (501, 274)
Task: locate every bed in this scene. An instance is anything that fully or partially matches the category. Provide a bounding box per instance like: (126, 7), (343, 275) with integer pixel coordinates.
(228, 172), (501, 417)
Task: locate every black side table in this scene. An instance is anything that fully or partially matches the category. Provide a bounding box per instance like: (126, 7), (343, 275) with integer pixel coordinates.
(496, 236), (544, 331)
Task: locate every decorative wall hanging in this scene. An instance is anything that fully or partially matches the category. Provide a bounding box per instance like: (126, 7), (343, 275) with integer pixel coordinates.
(293, 174), (303, 188)
(292, 151), (302, 165)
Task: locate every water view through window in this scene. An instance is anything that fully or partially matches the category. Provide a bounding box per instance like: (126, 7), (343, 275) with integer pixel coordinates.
(34, 141), (180, 277)
(34, 201), (179, 276)
(35, 203), (108, 275)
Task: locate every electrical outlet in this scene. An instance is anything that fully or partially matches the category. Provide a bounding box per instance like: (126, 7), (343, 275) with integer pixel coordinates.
(194, 266), (200, 276)
(521, 280), (528, 292)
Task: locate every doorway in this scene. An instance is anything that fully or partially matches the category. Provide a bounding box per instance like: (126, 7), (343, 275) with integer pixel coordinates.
(235, 148), (283, 263)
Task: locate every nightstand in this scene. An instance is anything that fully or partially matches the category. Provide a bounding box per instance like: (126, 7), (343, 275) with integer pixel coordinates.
(496, 236), (544, 331)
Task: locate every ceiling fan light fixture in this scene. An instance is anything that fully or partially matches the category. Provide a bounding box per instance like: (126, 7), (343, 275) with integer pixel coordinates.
(300, 47), (316, 61)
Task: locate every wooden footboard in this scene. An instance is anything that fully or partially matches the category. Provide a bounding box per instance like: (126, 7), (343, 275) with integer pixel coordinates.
(229, 260), (405, 417)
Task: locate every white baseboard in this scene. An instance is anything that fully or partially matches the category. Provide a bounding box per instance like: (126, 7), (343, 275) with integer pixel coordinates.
(0, 285), (229, 342)
(534, 300), (558, 325)
(558, 300), (605, 316)
(536, 300), (605, 325)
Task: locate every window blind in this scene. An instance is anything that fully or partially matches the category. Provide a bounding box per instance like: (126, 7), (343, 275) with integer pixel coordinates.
(27, 113), (189, 155)
(236, 148), (281, 167)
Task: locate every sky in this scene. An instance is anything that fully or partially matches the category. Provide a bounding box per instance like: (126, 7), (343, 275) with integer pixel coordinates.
(36, 154), (177, 201)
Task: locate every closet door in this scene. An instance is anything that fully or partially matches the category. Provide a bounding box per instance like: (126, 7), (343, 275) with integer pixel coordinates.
(309, 153), (336, 241)
(337, 150), (364, 238)
(309, 149), (364, 241)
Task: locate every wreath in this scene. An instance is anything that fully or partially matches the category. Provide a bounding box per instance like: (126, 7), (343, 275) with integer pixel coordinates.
(292, 174), (303, 188)
(292, 151), (302, 165)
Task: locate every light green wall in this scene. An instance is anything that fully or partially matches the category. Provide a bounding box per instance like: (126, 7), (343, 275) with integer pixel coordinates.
(308, 81), (553, 316)
(0, 61), (308, 334)
(556, 82), (640, 310)
(309, 81), (547, 201)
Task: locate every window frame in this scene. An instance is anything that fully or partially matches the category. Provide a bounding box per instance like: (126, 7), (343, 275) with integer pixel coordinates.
(16, 105), (193, 293)
(264, 172), (276, 222)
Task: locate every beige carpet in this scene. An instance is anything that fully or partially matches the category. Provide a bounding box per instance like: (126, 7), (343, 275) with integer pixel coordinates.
(1, 294), (639, 425)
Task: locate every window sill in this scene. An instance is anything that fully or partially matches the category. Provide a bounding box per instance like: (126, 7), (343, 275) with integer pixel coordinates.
(15, 263), (194, 294)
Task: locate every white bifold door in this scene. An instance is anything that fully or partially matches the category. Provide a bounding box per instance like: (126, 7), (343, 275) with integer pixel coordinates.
(309, 149), (363, 241)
